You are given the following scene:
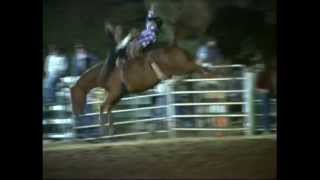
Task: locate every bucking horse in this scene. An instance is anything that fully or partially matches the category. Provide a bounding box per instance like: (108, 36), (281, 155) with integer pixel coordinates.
(70, 23), (213, 136)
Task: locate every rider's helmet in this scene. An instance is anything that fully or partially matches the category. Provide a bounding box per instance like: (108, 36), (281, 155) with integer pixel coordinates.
(147, 4), (163, 29)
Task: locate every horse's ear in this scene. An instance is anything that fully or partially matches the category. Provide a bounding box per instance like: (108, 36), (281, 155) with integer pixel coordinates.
(114, 25), (123, 44)
(105, 22), (123, 45)
(105, 21), (117, 44)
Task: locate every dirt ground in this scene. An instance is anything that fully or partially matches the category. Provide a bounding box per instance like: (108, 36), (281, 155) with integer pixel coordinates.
(43, 135), (276, 179)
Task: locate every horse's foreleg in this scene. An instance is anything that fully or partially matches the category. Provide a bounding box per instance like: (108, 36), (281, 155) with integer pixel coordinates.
(101, 75), (126, 137)
(107, 111), (114, 136)
(99, 104), (107, 136)
(101, 105), (114, 136)
(100, 96), (121, 136)
(71, 114), (80, 139)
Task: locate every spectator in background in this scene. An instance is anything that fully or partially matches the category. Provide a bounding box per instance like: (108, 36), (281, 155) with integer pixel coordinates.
(71, 44), (99, 76)
(43, 45), (68, 104)
(194, 40), (224, 128)
(196, 40), (224, 67)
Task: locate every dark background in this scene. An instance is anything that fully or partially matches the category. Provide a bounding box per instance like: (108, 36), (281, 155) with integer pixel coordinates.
(43, 0), (276, 66)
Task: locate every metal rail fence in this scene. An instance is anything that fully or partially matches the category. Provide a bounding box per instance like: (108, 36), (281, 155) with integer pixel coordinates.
(43, 64), (277, 141)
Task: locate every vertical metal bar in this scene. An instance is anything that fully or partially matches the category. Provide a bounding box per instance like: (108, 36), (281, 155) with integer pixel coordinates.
(71, 115), (77, 140)
(244, 70), (256, 136)
(166, 80), (176, 138)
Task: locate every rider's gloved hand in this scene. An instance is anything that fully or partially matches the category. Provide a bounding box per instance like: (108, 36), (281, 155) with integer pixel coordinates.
(130, 28), (140, 38)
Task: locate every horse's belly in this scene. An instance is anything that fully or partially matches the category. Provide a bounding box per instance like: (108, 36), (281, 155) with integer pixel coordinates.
(125, 68), (159, 93)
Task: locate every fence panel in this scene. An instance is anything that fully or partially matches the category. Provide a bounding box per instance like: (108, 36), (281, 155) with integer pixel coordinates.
(43, 64), (277, 141)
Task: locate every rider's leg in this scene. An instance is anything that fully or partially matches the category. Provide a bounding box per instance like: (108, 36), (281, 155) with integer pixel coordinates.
(99, 48), (118, 83)
(127, 39), (142, 59)
(106, 49), (118, 74)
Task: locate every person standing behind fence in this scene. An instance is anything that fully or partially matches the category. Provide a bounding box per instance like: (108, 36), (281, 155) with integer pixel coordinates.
(196, 40), (224, 66)
(43, 45), (68, 104)
(256, 62), (275, 134)
(71, 44), (100, 76)
(151, 82), (167, 130)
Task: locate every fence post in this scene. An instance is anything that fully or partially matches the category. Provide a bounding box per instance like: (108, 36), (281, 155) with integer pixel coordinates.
(244, 70), (256, 136)
(71, 115), (77, 140)
(166, 80), (176, 138)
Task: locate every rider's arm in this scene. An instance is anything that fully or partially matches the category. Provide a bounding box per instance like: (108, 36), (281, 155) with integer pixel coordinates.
(147, 20), (158, 31)
(130, 28), (140, 39)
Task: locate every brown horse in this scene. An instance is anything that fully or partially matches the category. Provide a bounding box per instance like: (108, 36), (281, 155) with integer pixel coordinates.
(70, 45), (209, 136)
(71, 21), (213, 136)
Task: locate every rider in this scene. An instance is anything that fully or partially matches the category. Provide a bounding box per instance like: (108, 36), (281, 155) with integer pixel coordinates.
(136, 4), (162, 52)
(102, 4), (163, 80)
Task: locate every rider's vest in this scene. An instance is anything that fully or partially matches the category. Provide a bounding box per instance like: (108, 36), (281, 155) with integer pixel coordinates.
(138, 20), (159, 48)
